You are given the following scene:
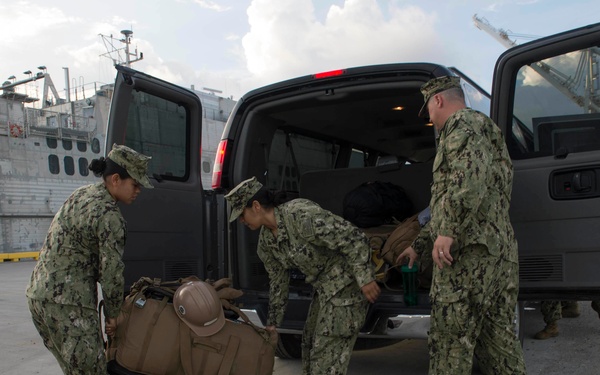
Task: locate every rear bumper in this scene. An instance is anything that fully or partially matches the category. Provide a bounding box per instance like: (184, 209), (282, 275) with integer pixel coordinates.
(241, 308), (430, 340)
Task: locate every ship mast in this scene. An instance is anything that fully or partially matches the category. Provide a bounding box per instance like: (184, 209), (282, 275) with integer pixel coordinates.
(99, 30), (144, 67)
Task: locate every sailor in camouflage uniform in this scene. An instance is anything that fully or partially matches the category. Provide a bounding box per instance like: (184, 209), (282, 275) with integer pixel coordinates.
(226, 177), (381, 375)
(397, 77), (527, 374)
(26, 144), (152, 375)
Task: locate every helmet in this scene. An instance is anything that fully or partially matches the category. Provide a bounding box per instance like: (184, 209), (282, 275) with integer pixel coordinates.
(173, 281), (225, 337)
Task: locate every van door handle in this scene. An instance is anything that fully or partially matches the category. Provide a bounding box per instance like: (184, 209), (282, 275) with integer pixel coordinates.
(572, 172), (592, 193)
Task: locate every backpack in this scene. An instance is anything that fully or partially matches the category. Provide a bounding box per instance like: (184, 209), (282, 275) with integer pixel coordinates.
(105, 276), (276, 375)
(343, 181), (413, 228)
(379, 215), (433, 290)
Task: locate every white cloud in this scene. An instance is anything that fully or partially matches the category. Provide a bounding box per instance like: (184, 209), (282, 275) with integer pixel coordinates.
(193, 0), (232, 12)
(241, 0), (443, 89)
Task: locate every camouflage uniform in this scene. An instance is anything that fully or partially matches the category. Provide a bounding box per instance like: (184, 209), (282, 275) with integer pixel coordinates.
(26, 144), (151, 375)
(412, 102), (526, 374)
(225, 178), (373, 375)
(539, 300), (600, 324)
(257, 199), (372, 375)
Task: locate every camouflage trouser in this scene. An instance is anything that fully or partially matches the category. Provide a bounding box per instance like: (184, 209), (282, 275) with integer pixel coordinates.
(301, 283), (368, 375)
(540, 301), (563, 324)
(28, 299), (107, 375)
(542, 300), (600, 322)
(428, 244), (526, 375)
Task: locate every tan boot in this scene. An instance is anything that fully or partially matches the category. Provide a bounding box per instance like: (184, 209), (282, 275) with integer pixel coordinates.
(561, 301), (580, 318)
(534, 322), (559, 340)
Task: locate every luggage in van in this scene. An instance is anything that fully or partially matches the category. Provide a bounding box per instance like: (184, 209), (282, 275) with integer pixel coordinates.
(105, 276), (276, 375)
(343, 181), (413, 228)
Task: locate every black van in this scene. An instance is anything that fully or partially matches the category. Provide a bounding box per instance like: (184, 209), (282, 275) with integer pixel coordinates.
(107, 22), (600, 357)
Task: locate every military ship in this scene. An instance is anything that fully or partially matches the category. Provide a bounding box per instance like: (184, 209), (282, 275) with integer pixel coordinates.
(0, 32), (236, 255)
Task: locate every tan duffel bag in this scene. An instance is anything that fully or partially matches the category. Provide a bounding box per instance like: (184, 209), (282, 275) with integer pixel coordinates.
(105, 277), (276, 375)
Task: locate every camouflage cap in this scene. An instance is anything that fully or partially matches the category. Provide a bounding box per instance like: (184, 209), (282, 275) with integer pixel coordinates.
(107, 143), (153, 188)
(224, 176), (263, 223)
(418, 76), (461, 118)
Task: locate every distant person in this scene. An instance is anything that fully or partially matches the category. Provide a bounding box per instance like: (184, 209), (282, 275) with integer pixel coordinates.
(26, 144), (153, 374)
(535, 300), (600, 339)
(225, 176), (380, 375)
(396, 76), (526, 374)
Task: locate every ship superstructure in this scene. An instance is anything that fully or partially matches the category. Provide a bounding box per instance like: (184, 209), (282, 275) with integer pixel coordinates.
(0, 70), (235, 254)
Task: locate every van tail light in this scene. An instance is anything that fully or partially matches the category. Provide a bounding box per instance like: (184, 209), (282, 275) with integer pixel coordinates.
(313, 69), (345, 79)
(212, 139), (228, 189)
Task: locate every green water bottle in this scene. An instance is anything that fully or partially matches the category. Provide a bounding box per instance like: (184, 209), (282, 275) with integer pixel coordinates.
(401, 263), (418, 306)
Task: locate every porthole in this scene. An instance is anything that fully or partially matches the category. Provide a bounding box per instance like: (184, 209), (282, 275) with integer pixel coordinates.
(64, 156), (74, 176)
(91, 138), (101, 154)
(202, 160), (211, 173)
(47, 138), (57, 149)
(79, 158), (89, 176)
(48, 155), (60, 174)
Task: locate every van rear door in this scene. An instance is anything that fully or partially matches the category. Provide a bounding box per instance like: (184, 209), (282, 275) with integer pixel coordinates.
(491, 22), (600, 298)
(107, 65), (221, 288)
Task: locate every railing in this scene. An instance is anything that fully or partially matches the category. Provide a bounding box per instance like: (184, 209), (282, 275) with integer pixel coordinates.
(1, 107), (97, 142)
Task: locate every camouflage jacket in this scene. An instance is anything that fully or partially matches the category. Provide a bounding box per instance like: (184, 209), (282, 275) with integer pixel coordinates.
(412, 108), (518, 263)
(257, 199), (374, 326)
(26, 182), (127, 318)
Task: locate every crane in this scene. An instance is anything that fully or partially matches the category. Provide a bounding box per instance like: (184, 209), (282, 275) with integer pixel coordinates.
(473, 14), (600, 113)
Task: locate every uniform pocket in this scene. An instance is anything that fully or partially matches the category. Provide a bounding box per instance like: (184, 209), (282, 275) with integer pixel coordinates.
(319, 296), (367, 338)
(431, 287), (470, 336)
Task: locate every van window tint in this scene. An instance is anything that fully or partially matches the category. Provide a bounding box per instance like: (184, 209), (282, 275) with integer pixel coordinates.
(266, 129), (339, 191)
(124, 90), (188, 180)
(509, 47), (600, 159)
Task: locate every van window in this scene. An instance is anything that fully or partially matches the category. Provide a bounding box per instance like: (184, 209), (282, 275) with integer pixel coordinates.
(124, 91), (188, 180)
(508, 47), (600, 159)
(265, 129), (340, 191)
(462, 80), (490, 116)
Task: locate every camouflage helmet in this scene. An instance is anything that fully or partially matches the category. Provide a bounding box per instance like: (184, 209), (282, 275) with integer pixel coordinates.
(418, 76), (461, 118)
(174, 281), (225, 337)
(107, 143), (153, 188)
(224, 176), (263, 223)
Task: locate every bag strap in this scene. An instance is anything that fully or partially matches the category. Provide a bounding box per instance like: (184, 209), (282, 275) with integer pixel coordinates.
(218, 335), (240, 375)
(136, 296), (169, 370)
(179, 321), (194, 375)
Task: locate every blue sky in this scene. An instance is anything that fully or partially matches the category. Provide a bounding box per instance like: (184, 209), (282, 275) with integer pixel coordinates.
(1, 0), (599, 101)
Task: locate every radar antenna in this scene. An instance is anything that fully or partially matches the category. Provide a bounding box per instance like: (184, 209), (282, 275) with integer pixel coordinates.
(99, 29), (144, 67)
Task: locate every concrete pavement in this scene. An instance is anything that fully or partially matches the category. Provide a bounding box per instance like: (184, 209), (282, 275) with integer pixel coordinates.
(2, 260), (599, 374)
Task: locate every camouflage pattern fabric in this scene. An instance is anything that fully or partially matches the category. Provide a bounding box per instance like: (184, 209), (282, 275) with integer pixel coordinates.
(429, 245), (525, 374)
(418, 76), (461, 118)
(224, 176), (262, 222)
(540, 301), (562, 324)
(28, 299), (107, 375)
(26, 182), (127, 372)
(301, 284), (368, 375)
(411, 108), (526, 374)
(541, 300), (600, 323)
(256, 198), (374, 374)
(107, 143), (153, 188)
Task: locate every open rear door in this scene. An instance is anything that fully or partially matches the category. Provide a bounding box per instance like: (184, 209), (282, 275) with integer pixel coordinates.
(107, 65), (219, 288)
(491, 22), (600, 299)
